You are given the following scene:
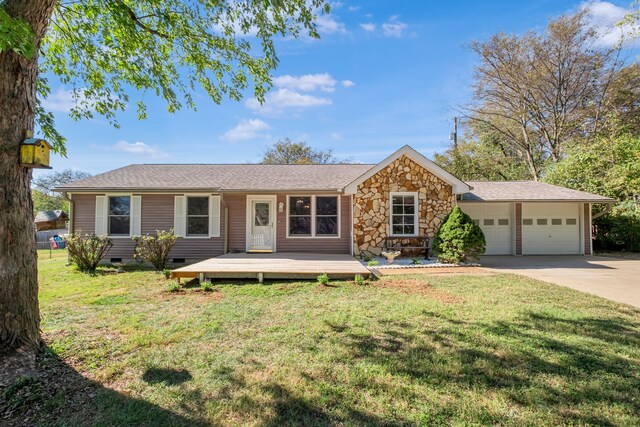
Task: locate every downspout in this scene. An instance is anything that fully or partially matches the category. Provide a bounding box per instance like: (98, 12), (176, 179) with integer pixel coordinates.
(221, 194), (229, 254)
(592, 203), (613, 220)
(61, 191), (74, 235)
(350, 193), (354, 257)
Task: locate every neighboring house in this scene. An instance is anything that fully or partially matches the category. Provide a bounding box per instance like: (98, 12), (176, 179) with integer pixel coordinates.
(56, 145), (613, 262)
(34, 210), (68, 231)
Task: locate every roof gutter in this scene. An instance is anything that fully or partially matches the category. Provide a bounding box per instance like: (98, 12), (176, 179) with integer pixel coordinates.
(55, 188), (345, 194)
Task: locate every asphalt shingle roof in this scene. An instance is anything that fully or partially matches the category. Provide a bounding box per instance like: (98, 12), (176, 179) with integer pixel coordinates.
(462, 181), (614, 202)
(57, 164), (614, 202)
(34, 210), (67, 222)
(57, 164), (375, 192)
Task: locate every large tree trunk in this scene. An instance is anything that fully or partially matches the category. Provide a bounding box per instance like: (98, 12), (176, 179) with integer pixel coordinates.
(0, 0), (56, 384)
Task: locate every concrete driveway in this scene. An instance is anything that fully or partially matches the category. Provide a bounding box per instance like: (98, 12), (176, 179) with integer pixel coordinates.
(480, 256), (640, 308)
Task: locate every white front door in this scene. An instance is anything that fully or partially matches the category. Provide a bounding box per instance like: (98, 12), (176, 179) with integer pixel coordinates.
(247, 197), (276, 252)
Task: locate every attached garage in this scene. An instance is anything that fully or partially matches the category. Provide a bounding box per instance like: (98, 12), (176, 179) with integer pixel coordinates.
(522, 203), (580, 255)
(458, 181), (615, 256)
(458, 203), (512, 255)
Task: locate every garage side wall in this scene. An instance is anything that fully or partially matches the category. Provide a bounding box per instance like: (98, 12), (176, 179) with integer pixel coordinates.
(353, 154), (455, 256)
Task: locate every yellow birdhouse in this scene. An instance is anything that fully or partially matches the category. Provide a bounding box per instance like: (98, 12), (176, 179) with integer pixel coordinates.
(20, 137), (52, 169)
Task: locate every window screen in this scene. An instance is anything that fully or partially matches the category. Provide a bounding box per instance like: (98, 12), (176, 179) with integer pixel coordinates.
(498, 219), (509, 226)
(108, 196), (130, 235)
(316, 196), (338, 236)
(551, 218), (562, 225)
(537, 218), (548, 225)
(289, 196), (312, 235)
(523, 219), (533, 225)
(566, 218), (577, 225)
(483, 219), (494, 226)
(187, 197), (209, 236)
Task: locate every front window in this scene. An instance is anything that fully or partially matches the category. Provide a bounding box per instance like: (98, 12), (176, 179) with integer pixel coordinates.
(289, 196), (311, 235)
(316, 196), (338, 236)
(288, 195), (340, 237)
(108, 196), (130, 235)
(391, 193), (417, 236)
(187, 197), (209, 236)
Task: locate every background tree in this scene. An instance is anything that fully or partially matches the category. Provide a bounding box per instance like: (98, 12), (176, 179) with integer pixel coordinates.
(462, 10), (622, 180)
(0, 0), (328, 380)
(32, 169), (91, 214)
(434, 123), (532, 181)
(261, 138), (350, 164)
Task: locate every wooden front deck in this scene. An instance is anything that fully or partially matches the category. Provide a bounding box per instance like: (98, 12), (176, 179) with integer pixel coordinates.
(171, 252), (371, 282)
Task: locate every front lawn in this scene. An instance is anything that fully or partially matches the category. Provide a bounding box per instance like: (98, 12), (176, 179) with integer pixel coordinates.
(4, 257), (640, 426)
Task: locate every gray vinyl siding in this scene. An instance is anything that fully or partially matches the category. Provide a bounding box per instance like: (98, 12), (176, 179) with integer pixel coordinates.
(275, 194), (351, 253)
(225, 194), (247, 253)
(71, 193), (224, 259)
(72, 192), (351, 258)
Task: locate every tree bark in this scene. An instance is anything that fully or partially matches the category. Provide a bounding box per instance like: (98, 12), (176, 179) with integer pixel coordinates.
(0, 0), (56, 383)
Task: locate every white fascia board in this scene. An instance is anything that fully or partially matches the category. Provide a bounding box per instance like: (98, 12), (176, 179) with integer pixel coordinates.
(343, 145), (470, 195)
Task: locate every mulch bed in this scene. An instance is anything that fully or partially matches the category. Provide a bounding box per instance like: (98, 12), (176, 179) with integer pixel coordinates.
(376, 266), (493, 276)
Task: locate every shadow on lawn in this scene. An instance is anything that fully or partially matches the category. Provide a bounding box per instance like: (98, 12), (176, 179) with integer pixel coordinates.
(337, 310), (640, 425)
(0, 347), (207, 427)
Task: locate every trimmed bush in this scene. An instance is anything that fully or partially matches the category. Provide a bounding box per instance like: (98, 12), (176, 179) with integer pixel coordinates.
(432, 206), (486, 263)
(133, 229), (178, 271)
(63, 233), (113, 272)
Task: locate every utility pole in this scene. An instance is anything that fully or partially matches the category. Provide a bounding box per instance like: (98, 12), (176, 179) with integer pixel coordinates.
(453, 116), (458, 149)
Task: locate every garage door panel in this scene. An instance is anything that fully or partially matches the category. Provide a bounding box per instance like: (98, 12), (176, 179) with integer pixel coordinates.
(522, 203), (580, 255)
(459, 203), (512, 255)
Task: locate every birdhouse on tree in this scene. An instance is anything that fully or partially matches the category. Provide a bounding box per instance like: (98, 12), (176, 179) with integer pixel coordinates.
(20, 132), (52, 169)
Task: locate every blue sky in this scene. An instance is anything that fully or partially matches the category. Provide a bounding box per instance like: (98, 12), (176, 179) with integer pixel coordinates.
(37, 0), (638, 177)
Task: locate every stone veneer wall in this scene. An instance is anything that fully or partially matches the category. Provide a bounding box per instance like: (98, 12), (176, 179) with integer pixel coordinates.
(353, 155), (455, 256)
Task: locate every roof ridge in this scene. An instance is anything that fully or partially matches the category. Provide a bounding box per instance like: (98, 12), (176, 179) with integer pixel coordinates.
(131, 163), (375, 166)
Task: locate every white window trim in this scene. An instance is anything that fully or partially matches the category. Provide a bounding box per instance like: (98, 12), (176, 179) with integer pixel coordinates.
(286, 195), (341, 239)
(389, 192), (419, 237)
(182, 193), (219, 239)
(105, 193), (134, 239)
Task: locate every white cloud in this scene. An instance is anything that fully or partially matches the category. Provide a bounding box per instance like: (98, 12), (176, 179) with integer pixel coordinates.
(246, 73), (352, 115)
(382, 16), (408, 38)
(348, 6), (361, 12)
(40, 88), (84, 113)
(273, 73), (337, 92)
(580, 1), (639, 47)
(359, 23), (376, 32)
(113, 141), (168, 158)
(329, 132), (343, 140)
(330, 1), (343, 9)
(315, 14), (347, 34)
(220, 119), (270, 142)
(246, 88), (332, 114)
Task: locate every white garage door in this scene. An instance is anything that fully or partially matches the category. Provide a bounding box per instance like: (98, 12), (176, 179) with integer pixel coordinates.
(522, 203), (580, 255)
(459, 203), (512, 255)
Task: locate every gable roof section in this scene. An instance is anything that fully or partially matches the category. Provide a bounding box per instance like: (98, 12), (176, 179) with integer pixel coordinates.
(34, 210), (68, 223)
(342, 145), (471, 194)
(57, 163), (374, 192)
(461, 181), (615, 202)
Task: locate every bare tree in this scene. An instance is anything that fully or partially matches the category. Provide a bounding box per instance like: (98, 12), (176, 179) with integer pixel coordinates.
(463, 10), (623, 180)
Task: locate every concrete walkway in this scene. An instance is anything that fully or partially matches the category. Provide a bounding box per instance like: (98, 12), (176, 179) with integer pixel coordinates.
(480, 256), (640, 308)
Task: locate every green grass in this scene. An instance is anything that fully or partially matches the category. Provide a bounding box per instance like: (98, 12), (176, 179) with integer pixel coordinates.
(20, 258), (640, 425)
(37, 248), (68, 260)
